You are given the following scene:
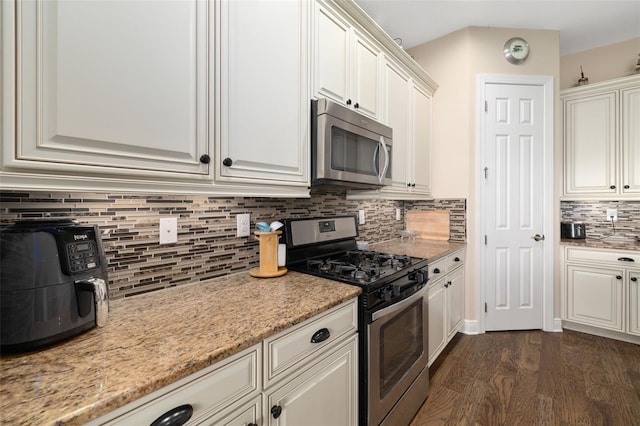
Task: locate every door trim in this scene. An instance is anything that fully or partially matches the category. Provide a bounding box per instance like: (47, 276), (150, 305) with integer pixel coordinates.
(476, 74), (555, 333)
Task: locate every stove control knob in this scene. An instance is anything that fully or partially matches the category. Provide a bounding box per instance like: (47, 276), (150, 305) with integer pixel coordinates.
(380, 286), (393, 302)
(392, 285), (400, 297)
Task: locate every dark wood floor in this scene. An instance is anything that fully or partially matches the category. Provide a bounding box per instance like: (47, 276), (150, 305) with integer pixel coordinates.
(410, 330), (640, 425)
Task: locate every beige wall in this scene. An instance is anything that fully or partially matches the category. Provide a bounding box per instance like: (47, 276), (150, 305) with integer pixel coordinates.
(560, 37), (640, 89)
(408, 27), (561, 325)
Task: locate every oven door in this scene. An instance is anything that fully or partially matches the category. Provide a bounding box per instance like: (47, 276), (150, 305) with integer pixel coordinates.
(315, 113), (391, 187)
(368, 284), (428, 426)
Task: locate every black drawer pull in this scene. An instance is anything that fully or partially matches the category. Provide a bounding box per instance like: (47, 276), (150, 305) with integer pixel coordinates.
(618, 257), (636, 262)
(199, 154), (210, 164)
(310, 327), (330, 343)
(631, 277), (638, 282)
(433, 268), (441, 274)
(151, 404), (193, 426)
(616, 275), (623, 280)
(454, 257), (461, 262)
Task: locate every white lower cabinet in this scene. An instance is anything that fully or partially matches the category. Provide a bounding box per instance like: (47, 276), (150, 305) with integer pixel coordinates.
(263, 336), (358, 426)
(562, 246), (640, 343)
(87, 299), (358, 426)
(427, 248), (465, 366)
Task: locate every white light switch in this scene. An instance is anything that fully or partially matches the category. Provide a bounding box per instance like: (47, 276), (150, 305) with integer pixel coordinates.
(159, 217), (178, 244)
(395, 208), (401, 221)
(358, 210), (365, 225)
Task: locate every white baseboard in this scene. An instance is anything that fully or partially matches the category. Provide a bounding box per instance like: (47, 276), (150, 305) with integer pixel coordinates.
(461, 319), (481, 335)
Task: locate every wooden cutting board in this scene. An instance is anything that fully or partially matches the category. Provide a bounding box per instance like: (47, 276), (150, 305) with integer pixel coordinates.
(407, 210), (450, 240)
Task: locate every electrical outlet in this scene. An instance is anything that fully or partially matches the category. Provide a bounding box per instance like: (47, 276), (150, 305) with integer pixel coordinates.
(606, 208), (618, 221)
(395, 208), (401, 221)
(237, 213), (251, 237)
(358, 210), (366, 225)
(159, 217), (178, 244)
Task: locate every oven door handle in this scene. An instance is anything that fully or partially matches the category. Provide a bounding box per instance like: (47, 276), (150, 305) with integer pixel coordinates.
(371, 284), (425, 322)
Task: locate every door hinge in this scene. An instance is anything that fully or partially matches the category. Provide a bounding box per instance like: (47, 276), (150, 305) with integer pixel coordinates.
(484, 166), (488, 179)
(484, 302), (488, 313)
(484, 235), (488, 245)
(484, 100), (488, 112)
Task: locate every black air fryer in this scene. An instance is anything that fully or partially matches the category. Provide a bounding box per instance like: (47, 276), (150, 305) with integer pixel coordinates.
(0, 219), (109, 353)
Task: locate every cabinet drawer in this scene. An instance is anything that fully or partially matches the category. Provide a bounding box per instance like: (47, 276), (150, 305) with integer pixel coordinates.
(565, 247), (640, 268)
(428, 248), (465, 284)
(448, 249), (465, 271)
(263, 299), (357, 388)
(96, 345), (260, 425)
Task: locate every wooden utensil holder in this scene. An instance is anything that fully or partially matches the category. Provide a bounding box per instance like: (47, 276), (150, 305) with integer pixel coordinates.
(249, 230), (287, 278)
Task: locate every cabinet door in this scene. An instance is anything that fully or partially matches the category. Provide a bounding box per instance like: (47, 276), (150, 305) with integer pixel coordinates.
(265, 336), (358, 426)
(427, 281), (446, 366)
(446, 267), (465, 339)
(11, 0), (211, 177)
(621, 87), (640, 194)
(564, 92), (618, 195)
(566, 265), (624, 331)
(411, 83), (432, 195)
(383, 58), (411, 189)
(630, 272), (640, 336)
(218, 0), (309, 185)
(351, 30), (381, 119)
(313, 2), (350, 105)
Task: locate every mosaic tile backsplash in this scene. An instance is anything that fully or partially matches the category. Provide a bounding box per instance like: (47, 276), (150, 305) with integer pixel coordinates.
(1, 189), (466, 299)
(560, 200), (640, 241)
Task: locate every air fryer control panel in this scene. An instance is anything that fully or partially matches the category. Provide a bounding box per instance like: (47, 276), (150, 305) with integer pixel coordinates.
(54, 227), (101, 275)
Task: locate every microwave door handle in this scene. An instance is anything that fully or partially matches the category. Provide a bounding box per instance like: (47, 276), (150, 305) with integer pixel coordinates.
(379, 136), (389, 183)
(373, 141), (381, 177)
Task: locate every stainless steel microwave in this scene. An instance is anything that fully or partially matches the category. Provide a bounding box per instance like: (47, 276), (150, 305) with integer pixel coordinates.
(312, 98), (392, 188)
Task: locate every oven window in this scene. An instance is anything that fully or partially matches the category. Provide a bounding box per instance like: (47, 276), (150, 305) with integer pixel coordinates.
(379, 299), (424, 399)
(331, 127), (379, 176)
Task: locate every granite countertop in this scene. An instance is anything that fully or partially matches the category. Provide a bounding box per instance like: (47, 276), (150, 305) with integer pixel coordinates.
(560, 237), (640, 251)
(372, 238), (466, 261)
(0, 271), (361, 426)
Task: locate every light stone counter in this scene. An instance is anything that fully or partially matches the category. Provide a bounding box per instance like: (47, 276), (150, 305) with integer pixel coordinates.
(0, 271), (360, 425)
(372, 238), (466, 261)
(560, 237), (640, 251)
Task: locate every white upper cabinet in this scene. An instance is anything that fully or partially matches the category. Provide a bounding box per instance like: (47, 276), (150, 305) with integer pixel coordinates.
(312, 0), (381, 119)
(349, 56), (433, 200)
(3, 0), (213, 187)
(562, 75), (640, 199)
(216, 0), (309, 190)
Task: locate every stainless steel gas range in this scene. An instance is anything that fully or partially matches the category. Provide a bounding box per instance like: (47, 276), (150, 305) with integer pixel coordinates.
(283, 216), (430, 426)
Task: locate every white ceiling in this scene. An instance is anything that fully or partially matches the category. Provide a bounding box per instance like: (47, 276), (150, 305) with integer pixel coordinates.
(354, 0), (640, 55)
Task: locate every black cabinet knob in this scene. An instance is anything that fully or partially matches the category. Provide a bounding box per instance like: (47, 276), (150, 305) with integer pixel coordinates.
(411, 183), (416, 187)
(616, 275), (623, 280)
(151, 404), (193, 426)
(407, 183), (411, 187)
(271, 405), (283, 419)
(454, 257), (460, 262)
(346, 99), (352, 105)
(624, 185), (630, 189)
(354, 102), (359, 109)
(610, 185), (616, 189)
(631, 277), (638, 282)
(199, 154), (210, 164)
(433, 268), (441, 274)
(222, 157), (233, 167)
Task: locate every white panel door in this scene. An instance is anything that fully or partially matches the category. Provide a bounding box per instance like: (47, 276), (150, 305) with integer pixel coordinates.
(484, 83), (544, 331)
(14, 0), (211, 177)
(622, 87), (640, 194)
(218, 0), (309, 184)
